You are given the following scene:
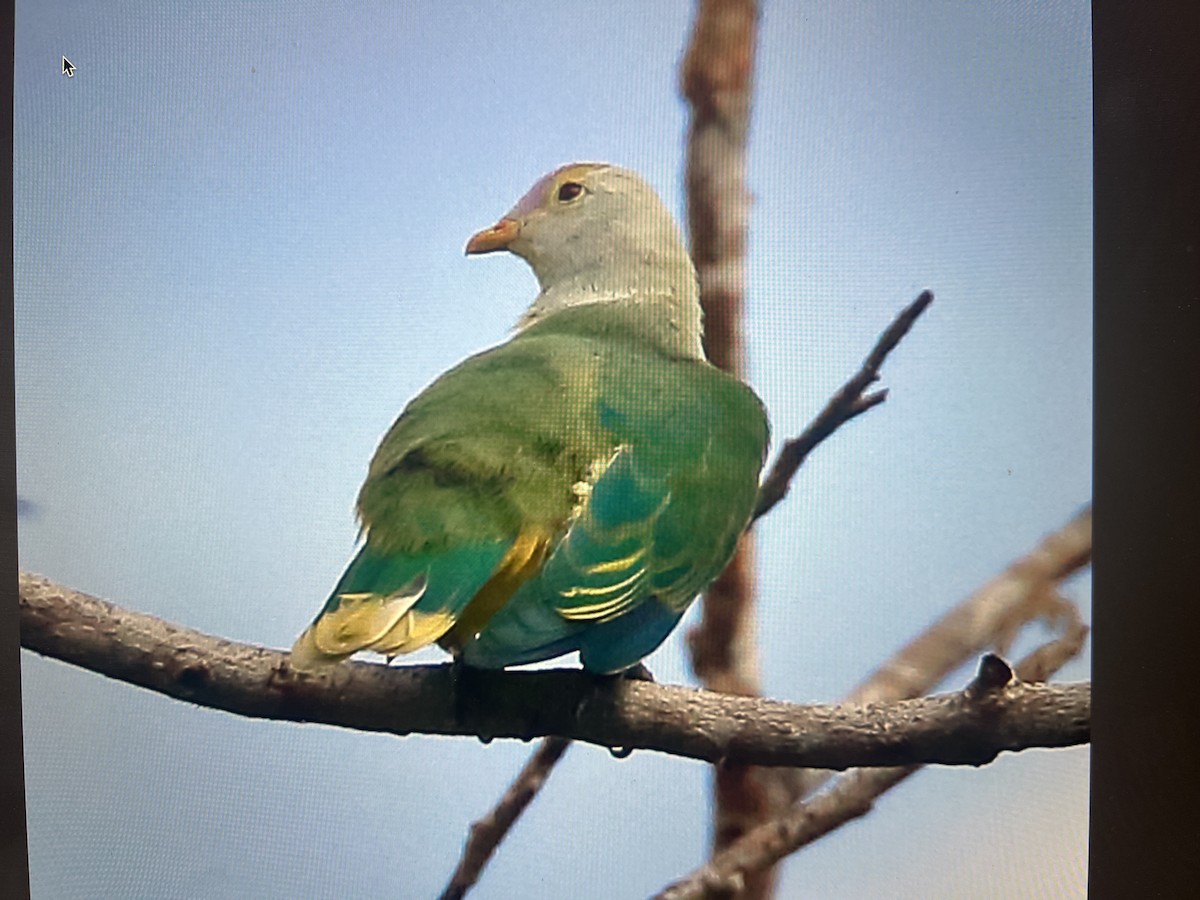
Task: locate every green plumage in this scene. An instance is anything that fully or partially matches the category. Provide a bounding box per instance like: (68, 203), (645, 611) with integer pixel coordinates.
(292, 162), (770, 673)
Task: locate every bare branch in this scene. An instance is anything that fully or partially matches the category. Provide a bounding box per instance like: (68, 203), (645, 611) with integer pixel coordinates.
(439, 737), (571, 900)
(18, 573), (1088, 770)
(655, 505), (1092, 897)
(680, 2), (774, 892)
(842, 503), (1090, 707)
(655, 632), (1088, 900)
(753, 290), (934, 522)
(776, 504), (1090, 804)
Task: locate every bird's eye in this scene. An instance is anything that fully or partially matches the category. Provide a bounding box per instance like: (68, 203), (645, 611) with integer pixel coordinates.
(557, 182), (584, 202)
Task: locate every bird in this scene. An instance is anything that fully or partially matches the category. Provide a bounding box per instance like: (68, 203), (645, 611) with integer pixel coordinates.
(291, 163), (769, 674)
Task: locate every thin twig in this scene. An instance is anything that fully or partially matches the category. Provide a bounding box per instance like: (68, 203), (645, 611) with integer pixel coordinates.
(439, 737), (572, 900)
(752, 289), (934, 522)
(779, 504), (1090, 804)
(842, 503), (1090, 708)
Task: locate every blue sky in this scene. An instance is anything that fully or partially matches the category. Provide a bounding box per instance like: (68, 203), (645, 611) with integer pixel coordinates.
(16, 2), (1091, 897)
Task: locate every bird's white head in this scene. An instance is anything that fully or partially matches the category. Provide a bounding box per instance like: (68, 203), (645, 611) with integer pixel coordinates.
(466, 163), (703, 356)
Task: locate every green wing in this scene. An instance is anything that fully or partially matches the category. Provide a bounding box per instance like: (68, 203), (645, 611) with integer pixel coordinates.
(462, 356), (768, 674)
(291, 332), (608, 669)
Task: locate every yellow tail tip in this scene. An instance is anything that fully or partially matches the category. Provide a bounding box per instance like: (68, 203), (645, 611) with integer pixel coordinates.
(288, 627), (348, 672)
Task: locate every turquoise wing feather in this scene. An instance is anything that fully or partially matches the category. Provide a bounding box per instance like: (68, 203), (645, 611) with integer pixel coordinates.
(462, 353), (768, 674)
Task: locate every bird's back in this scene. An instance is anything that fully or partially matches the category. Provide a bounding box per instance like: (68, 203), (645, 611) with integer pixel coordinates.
(454, 300), (769, 671)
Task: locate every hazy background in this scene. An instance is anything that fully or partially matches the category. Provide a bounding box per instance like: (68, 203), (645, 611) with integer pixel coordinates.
(16, 2), (1091, 897)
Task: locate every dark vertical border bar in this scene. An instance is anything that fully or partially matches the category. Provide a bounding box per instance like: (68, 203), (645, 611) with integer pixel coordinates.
(1093, 1), (1200, 897)
(0, 0), (31, 896)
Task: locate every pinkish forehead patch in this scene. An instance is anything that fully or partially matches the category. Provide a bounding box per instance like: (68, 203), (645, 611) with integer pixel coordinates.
(510, 172), (559, 217)
(508, 163), (608, 217)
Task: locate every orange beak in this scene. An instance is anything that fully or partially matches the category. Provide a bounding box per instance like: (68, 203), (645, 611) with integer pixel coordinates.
(465, 217), (520, 255)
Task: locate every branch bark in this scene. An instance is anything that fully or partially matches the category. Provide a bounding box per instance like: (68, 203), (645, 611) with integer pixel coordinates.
(840, 505), (1092, 708)
(767, 504), (1092, 807)
(656, 626), (1090, 899)
(680, 3), (776, 894)
(17, 574), (1088, 770)
(655, 507), (1092, 898)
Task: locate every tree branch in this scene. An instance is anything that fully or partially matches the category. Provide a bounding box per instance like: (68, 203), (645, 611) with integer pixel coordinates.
(680, 4), (779, 893)
(841, 503), (1091, 708)
(653, 505), (1091, 897)
(752, 289), (934, 522)
(655, 635), (1088, 900)
(774, 504), (1089, 807)
(17, 573), (1088, 770)
(438, 736), (572, 900)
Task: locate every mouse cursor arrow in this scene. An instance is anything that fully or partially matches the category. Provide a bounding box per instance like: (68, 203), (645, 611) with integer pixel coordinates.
(62, 56), (75, 77)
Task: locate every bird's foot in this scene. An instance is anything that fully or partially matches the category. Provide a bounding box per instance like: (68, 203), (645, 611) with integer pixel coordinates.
(448, 657), (492, 731)
(620, 661), (656, 683)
